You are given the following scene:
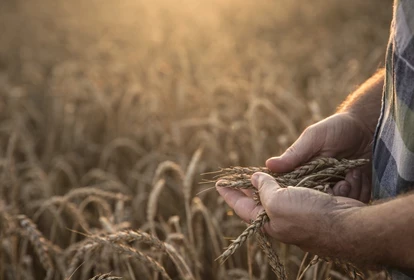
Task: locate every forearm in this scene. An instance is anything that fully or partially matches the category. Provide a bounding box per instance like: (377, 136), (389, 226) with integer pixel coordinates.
(337, 69), (385, 135)
(336, 193), (414, 274)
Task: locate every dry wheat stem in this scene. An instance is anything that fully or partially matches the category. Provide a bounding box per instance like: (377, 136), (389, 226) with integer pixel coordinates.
(217, 211), (269, 263)
(89, 273), (122, 280)
(147, 179), (166, 237)
(99, 230), (165, 250)
(65, 187), (131, 202)
(215, 158), (368, 190)
(94, 230), (195, 280)
(17, 215), (55, 277)
(191, 197), (223, 260)
(183, 147), (204, 260)
(152, 161), (185, 186)
(94, 238), (172, 280)
(255, 230), (287, 280)
(216, 157), (340, 178)
(300, 255), (366, 280)
(297, 255), (319, 280)
(78, 196), (114, 220)
(66, 242), (99, 278)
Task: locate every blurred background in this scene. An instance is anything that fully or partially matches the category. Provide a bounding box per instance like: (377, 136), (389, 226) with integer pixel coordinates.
(0, 0), (392, 279)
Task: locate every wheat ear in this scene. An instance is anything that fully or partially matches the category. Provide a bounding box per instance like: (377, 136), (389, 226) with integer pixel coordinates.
(89, 272), (122, 280)
(17, 215), (54, 279)
(255, 229), (287, 280)
(217, 211), (268, 262)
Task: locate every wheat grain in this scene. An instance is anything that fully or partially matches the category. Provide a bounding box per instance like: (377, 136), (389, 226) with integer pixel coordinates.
(191, 197), (223, 261)
(89, 273), (122, 280)
(103, 230), (195, 280)
(183, 147), (204, 261)
(17, 215), (54, 279)
(99, 137), (145, 169)
(93, 237), (172, 280)
(65, 187), (131, 202)
(255, 230), (287, 280)
(147, 179), (166, 236)
(152, 161), (185, 187)
(66, 242), (98, 278)
(215, 158), (369, 190)
(78, 196), (113, 219)
(218, 211), (269, 262)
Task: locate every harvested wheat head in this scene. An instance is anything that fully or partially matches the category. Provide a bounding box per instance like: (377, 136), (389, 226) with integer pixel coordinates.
(212, 157), (370, 280)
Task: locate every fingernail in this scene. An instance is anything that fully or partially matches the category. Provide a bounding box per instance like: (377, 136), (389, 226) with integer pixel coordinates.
(353, 169), (361, 179)
(266, 157), (279, 165)
(340, 184), (350, 196)
(268, 156), (280, 161)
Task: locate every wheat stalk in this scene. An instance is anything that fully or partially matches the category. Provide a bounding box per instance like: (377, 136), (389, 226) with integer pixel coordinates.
(89, 273), (122, 280)
(255, 229), (287, 280)
(102, 230), (195, 280)
(215, 158), (368, 189)
(183, 147), (204, 256)
(94, 239), (172, 280)
(217, 211), (269, 262)
(17, 215), (55, 280)
(147, 179), (166, 236)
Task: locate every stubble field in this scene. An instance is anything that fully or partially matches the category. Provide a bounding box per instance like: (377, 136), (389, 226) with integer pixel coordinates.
(0, 0), (392, 279)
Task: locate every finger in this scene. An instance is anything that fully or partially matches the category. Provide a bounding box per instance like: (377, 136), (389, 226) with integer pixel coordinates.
(325, 187), (334, 195)
(251, 172), (283, 208)
(359, 174), (371, 203)
(216, 183), (264, 222)
(266, 127), (321, 173)
(347, 169), (362, 200)
(332, 180), (351, 197)
(241, 188), (255, 198)
(251, 172), (281, 191)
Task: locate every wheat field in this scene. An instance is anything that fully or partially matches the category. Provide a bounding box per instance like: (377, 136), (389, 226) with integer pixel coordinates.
(0, 0), (392, 279)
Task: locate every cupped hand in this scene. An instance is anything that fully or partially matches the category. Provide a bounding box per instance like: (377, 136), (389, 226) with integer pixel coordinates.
(266, 112), (373, 202)
(217, 172), (365, 256)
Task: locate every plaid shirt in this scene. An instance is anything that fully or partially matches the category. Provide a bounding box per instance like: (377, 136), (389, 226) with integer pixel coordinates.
(372, 0), (414, 279)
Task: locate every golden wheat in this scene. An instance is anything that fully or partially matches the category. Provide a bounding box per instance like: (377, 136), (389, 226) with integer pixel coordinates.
(89, 273), (122, 280)
(0, 1), (392, 279)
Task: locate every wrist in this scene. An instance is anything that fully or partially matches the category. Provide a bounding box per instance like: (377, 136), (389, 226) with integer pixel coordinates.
(332, 204), (392, 267)
(301, 204), (365, 259)
(336, 69), (384, 135)
(325, 206), (365, 259)
(337, 111), (376, 136)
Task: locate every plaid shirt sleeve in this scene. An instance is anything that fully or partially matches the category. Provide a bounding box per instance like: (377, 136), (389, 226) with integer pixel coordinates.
(372, 1), (414, 279)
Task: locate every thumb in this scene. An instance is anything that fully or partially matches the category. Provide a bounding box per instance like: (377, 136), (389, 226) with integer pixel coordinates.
(266, 127), (320, 173)
(252, 172), (281, 191)
(251, 172), (282, 207)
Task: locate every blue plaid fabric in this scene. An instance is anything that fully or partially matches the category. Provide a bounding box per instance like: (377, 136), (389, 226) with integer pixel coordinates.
(372, 1), (414, 279)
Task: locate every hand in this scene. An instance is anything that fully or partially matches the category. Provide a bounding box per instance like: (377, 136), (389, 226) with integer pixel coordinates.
(217, 172), (365, 256)
(266, 112), (373, 203)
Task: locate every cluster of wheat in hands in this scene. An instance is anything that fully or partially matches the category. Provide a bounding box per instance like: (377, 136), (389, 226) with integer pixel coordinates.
(213, 157), (371, 280)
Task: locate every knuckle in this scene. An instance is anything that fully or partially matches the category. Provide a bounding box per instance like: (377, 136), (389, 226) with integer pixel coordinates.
(303, 124), (317, 137)
(285, 145), (301, 163)
(262, 187), (286, 211)
(258, 175), (274, 190)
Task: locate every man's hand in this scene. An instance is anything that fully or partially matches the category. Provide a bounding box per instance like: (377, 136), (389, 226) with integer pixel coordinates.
(217, 172), (365, 256)
(218, 172), (414, 271)
(266, 112), (373, 202)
